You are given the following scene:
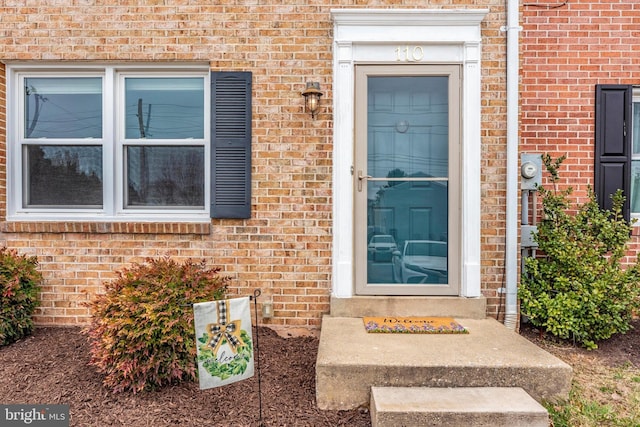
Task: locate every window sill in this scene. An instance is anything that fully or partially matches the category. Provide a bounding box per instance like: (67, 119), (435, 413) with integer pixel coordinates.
(0, 221), (211, 235)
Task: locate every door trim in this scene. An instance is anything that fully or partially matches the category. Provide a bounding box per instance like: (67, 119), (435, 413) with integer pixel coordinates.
(330, 9), (488, 299)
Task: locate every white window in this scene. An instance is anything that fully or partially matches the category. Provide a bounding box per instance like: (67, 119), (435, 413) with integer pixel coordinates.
(8, 64), (210, 221)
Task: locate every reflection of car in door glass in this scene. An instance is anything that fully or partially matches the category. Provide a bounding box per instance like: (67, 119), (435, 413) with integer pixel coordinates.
(392, 240), (447, 284)
(367, 235), (397, 262)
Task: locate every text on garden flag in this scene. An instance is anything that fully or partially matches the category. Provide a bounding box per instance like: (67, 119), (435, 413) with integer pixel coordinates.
(193, 297), (254, 389)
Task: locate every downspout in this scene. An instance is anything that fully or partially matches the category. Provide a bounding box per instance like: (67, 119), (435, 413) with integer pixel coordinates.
(503, 0), (521, 330)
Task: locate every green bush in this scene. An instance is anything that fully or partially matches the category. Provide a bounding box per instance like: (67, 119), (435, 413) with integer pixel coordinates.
(84, 257), (229, 393)
(520, 154), (640, 349)
(0, 248), (42, 346)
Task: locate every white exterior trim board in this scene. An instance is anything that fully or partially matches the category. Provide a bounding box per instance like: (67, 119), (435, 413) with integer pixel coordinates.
(331, 9), (488, 299)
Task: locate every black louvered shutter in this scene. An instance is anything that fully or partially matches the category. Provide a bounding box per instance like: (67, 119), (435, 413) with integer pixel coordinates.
(211, 72), (252, 219)
(595, 84), (632, 221)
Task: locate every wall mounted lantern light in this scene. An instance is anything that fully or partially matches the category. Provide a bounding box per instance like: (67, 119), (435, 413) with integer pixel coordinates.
(302, 82), (323, 119)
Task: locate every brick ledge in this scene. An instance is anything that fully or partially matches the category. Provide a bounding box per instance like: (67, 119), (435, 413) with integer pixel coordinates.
(0, 221), (211, 235)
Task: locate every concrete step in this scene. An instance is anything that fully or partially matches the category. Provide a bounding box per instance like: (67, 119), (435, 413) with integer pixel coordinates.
(370, 386), (549, 427)
(316, 316), (572, 410)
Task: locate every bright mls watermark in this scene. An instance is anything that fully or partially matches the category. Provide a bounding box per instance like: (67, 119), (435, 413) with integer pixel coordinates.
(1, 405), (69, 426)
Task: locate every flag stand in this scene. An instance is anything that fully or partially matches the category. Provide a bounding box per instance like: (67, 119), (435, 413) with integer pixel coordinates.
(250, 289), (264, 427)
(193, 292), (264, 424)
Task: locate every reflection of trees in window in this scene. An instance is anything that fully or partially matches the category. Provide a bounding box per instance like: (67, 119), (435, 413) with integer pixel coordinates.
(386, 168), (407, 187)
(127, 147), (204, 207)
(160, 150), (203, 206)
(27, 146), (102, 206)
(372, 168), (408, 205)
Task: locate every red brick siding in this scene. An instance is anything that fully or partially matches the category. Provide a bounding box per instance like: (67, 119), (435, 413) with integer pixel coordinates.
(0, 1), (508, 330)
(521, 1), (640, 256)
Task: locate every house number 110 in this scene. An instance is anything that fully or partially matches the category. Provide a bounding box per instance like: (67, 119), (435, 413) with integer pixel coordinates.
(396, 46), (425, 62)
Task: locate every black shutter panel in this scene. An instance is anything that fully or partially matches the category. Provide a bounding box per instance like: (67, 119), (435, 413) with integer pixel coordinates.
(211, 72), (252, 219)
(595, 84), (632, 221)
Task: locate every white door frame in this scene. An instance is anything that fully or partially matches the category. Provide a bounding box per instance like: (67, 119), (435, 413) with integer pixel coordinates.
(330, 8), (488, 299)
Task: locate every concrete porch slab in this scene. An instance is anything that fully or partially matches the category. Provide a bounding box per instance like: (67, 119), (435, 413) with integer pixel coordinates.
(316, 316), (572, 410)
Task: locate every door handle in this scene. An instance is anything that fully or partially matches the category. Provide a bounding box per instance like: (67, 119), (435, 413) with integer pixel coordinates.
(357, 170), (372, 192)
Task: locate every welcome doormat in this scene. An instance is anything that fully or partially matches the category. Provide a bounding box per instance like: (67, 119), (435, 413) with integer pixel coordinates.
(363, 316), (468, 334)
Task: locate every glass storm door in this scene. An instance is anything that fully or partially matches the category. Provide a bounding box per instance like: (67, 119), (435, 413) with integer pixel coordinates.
(354, 65), (461, 295)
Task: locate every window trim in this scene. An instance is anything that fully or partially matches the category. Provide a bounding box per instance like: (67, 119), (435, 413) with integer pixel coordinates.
(115, 71), (209, 214)
(7, 63), (212, 222)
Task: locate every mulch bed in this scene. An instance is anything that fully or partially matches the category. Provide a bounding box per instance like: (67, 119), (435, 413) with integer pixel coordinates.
(2, 320), (638, 426)
(0, 326), (371, 427)
(519, 319), (640, 368)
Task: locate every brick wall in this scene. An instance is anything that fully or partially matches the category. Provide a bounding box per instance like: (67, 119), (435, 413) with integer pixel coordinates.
(521, 0), (640, 257)
(521, 1), (640, 196)
(0, 0), (508, 331)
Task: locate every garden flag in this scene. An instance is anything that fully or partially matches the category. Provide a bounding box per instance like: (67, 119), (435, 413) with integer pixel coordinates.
(193, 297), (254, 389)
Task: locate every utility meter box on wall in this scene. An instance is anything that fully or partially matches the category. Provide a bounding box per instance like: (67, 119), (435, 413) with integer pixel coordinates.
(521, 153), (542, 190)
